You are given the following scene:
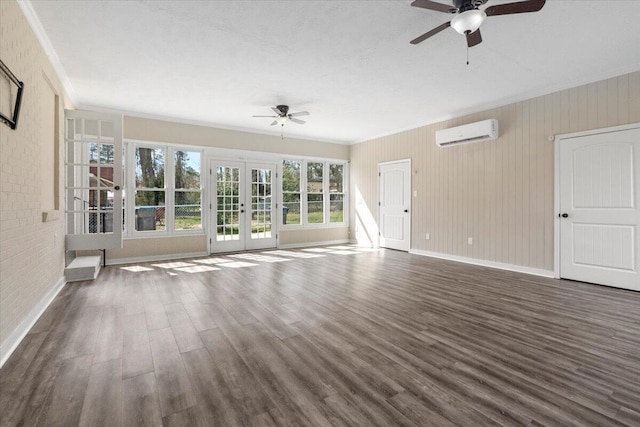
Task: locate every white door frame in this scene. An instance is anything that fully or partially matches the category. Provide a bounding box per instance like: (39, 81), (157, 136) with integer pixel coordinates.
(65, 109), (123, 250)
(378, 158), (412, 250)
(208, 158), (278, 253)
(553, 122), (640, 279)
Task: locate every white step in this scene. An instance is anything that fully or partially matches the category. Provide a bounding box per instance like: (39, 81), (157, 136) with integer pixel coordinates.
(65, 255), (101, 282)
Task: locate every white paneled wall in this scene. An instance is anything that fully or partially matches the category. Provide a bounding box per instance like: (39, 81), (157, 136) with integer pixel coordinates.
(350, 70), (640, 272)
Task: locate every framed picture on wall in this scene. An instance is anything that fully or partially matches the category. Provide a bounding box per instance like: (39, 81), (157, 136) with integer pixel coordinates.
(0, 59), (24, 130)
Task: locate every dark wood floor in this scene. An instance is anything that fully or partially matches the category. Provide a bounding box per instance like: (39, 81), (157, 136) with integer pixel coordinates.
(2, 246), (640, 426)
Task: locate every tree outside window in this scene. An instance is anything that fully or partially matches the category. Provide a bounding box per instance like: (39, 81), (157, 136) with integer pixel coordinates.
(175, 151), (201, 230)
(135, 147), (165, 231)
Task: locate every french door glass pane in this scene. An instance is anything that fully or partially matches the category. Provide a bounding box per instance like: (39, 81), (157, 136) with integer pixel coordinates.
(216, 166), (241, 241)
(251, 168), (272, 239)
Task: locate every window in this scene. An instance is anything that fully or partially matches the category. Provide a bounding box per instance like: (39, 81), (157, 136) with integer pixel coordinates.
(281, 159), (347, 227)
(126, 143), (203, 236)
(135, 146), (165, 231)
(174, 150), (201, 230)
(307, 162), (324, 224)
(329, 163), (344, 223)
(282, 160), (301, 225)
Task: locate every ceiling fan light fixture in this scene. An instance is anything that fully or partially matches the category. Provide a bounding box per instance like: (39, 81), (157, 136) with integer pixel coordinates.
(451, 9), (486, 35)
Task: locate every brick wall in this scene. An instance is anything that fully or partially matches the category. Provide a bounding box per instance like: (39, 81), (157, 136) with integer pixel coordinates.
(0, 1), (70, 349)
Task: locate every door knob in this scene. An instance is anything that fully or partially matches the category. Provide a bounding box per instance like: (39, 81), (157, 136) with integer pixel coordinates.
(114, 185), (121, 190)
(560, 213), (568, 218)
(404, 209), (409, 213)
(240, 209), (245, 213)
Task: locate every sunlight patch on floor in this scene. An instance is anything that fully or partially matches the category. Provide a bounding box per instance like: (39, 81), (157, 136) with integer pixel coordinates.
(193, 258), (234, 264)
(152, 261), (196, 269)
(229, 254), (290, 263)
(266, 250), (325, 259)
(218, 261), (259, 268)
(173, 265), (220, 273)
(120, 265), (154, 272)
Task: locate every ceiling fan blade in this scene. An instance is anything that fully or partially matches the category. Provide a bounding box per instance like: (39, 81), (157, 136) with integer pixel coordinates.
(253, 115), (278, 118)
(410, 0), (456, 14)
(289, 118), (306, 125)
(270, 120), (278, 126)
(466, 29), (482, 47)
(289, 111), (310, 117)
(271, 107), (283, 116)
(410, 21), (451, 45)
(485, 0), (546, 17)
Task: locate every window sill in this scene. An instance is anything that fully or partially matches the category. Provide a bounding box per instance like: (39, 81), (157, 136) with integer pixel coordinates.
(124, 231), (205, 240)
(280, 223), (348, 231)
(42, 210), (61, 222)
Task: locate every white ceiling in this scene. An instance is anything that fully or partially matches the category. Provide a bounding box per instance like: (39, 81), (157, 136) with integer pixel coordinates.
(26, 0), (640, 144)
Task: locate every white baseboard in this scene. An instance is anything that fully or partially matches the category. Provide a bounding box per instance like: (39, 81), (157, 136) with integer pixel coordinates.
(277, 239), (353, 249)
(0, 276), (67, 368)
(409, 249), (554, 278)
(106, 251), (209, 266)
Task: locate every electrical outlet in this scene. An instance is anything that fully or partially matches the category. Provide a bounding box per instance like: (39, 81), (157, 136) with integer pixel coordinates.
(425, 233), (430, 240)
(467, 237), (473, 245)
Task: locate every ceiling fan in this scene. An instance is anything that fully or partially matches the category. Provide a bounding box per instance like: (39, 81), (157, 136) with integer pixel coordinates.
(252, 105), (309, 127)
(410, 0), (546, 48)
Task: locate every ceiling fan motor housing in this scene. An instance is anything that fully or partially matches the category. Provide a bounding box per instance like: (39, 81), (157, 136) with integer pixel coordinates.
(276, 105), (289, 116)
(453, 0), (487, 13)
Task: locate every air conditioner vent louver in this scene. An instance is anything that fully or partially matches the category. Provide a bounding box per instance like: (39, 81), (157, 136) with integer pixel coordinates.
(436, 119), (499, 147)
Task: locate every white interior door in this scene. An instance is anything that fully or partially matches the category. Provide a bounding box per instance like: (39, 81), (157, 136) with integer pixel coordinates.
(379, 160), (411, 251)
(210, 160), (277, 253)
(559, 127), (640, 291)
(65, 110), (123, 250)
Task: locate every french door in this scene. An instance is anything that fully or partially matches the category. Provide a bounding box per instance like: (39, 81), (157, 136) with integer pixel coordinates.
(65, 110), (123, 250)
(210, 160), (277, 253)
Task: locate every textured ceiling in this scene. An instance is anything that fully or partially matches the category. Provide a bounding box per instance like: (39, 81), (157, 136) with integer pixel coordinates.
(26, 0), (640, 144)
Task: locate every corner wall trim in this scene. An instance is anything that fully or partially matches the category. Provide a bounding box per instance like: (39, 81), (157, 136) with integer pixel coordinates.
(278, 239), (353, 249)
(409, 249), (554, 278)
(106, 251), (209, 266)
(0, 276), (66, 368)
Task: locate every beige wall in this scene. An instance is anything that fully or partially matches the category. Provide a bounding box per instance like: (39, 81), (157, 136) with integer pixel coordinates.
(125, 116), (350, 159)
(280, 227), (349, 246)
(350, 70), (640, 272)
(110, 116), (350, 261)
(0, 1), (71, 351)
(105, 235), (207, 263)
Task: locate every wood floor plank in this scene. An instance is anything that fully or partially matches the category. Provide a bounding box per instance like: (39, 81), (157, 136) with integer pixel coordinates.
(36, 354), (93, 427)
(3, 246), (640, 426)
(148, 327), (197, 417)
(122, 372), (163, 427)
(78, 358), (123, 426)
(161, 406), (208, 427)
(93, 306), (124, 364)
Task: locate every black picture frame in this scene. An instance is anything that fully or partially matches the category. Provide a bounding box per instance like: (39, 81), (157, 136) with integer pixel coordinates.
(0, 59), (24, 130)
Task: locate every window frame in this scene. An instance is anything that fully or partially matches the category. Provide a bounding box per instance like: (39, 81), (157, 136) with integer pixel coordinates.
(125, 140), (204, 238)
(279, 158), (348, 229)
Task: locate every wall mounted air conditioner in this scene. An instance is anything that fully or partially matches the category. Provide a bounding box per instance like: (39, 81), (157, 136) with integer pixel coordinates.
(436, 119), (499, 147)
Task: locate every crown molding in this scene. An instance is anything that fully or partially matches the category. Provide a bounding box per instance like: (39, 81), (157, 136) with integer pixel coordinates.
(17, 0), (78, 104)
